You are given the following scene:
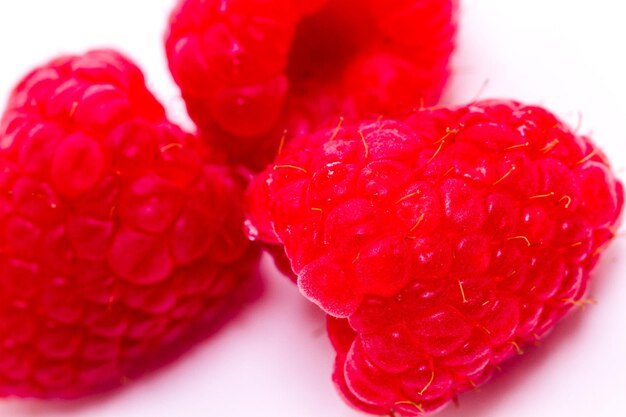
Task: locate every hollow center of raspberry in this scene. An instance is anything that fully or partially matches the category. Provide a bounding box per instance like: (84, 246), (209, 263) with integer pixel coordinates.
(286, 0), (376, 92)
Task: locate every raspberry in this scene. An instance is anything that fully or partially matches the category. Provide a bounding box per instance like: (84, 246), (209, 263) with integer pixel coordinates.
(0, 50), (259, 398)
(250, 100), (623, 415)
(165, 0), (457, 169)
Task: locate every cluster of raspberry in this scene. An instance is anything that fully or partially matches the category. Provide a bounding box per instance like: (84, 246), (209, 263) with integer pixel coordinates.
(0, 1), (622, 416)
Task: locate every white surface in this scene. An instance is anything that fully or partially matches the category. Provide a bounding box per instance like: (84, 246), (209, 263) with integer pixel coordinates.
(0, 1), (625, 416)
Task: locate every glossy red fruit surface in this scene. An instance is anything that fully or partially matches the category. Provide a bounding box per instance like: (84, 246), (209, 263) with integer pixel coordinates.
(165, 0), (457, 169)
(250, 99), (623, 415)
(0, 50), (259, 398)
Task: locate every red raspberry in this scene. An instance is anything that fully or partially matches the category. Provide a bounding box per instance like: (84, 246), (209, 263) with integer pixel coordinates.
(0, 50), (259, 399)
(165, 0), (457, 169)
(250, 100), (623, 415)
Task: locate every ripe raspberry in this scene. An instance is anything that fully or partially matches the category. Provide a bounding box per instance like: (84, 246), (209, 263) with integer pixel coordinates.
(250, 100), (623, 415)
(0, 50), (259, 399)
(165, 0), (457, 169)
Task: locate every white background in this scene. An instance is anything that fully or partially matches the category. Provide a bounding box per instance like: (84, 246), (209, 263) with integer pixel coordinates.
(0, 1), (625, 416)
